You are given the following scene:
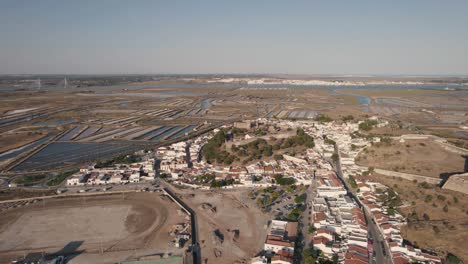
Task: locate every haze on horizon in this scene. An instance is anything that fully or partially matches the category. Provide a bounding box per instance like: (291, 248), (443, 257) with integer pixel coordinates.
(1, 0), (467, 76)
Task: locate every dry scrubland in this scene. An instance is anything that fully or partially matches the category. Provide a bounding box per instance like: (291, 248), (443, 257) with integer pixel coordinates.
(0, 188), (56, 201)
(182, 190), (268, 264)
(0, 133), (46, 153)
(369, 174), (468, 262)
(356, 139), (466, 178)
(0, 193), (186, 264)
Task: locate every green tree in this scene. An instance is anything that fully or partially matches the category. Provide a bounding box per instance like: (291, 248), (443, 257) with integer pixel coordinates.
(332, 254), (339, 264)
(348, 175), (358, 189)
(446, 253), (463, 264)
(303, 248), (316, 264)
(443, 204), (449, 212)
(423, 213), (430, 221)
(331, 153), (339, 162)
(274, 154), (284, 160)
(295, 194), (306, 203)
(308, 225), (317, 234)
(274, 174), (295, 185)
(315, 115), (333, 122)
(288, 207), (304, 220)
(425, 194), (433, 203)
(358, 119), (378, 131)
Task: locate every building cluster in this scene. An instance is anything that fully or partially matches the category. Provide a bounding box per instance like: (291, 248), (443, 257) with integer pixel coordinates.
(251, 220), (298, 264)
(311, 171), (370, 264)
(66, 155), (155, 186)
(157, 121), (320, 188)
(310, 117), (441, 263)
(354, 177), (441, 264)
(68, 116), (442, 263)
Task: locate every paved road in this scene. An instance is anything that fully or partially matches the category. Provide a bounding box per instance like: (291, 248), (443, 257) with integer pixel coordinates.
(367, 213), (390, 264)
(301, 173), (317, 249)
(333, 145), (392, 264)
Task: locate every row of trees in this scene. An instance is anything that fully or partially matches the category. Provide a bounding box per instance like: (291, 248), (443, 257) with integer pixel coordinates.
(274, 174), (295, 185)
(358, 119), (378, 131)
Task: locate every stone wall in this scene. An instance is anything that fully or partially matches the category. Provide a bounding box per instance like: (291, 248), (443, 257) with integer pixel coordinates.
(374, 168), (442, 185)
(442, 173), (468, 194)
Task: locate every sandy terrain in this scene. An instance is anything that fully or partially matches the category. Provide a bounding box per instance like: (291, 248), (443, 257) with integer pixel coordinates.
(369, 174), (468, 262)
(356, 139), (466, 178)
(0, 192), (187, 264)
(181, 189), (268, 264)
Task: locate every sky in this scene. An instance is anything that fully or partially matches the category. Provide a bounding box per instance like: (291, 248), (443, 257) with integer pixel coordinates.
(0, 0), (467, 75)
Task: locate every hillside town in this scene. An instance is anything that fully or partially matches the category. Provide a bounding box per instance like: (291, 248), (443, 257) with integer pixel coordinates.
(63, 118), (443, 263)
(155, 118), (443, 263)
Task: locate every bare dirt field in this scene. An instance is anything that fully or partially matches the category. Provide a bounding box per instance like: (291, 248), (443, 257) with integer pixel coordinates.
(369, 174), (468, 262)
(181, 189), (268, 264)
(0, 192), (187, 264)
(356, 139), (466, 178)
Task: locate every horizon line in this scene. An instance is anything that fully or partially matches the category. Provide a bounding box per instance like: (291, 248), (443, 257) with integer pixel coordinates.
(1, 73), (467, 78)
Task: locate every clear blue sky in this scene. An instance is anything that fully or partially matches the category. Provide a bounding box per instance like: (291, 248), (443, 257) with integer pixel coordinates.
(1, 0), (467, 75)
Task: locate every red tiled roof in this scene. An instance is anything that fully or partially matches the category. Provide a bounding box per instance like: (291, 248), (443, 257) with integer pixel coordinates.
(329, 173), (343, 187)
(345, 252), (368, 263)
(266, 240), (294, 248)
(316, 228), (334, 236)
(312, 236), (330, 245)
(388, 242), (399, 247)
(422, 253), (441, 262)
(314, 212), (326, 222)
(392, 253), (410, 264)
(347, 245), (368, 255)
(267, 235), (283, 241)
(358, 183), (369, 188)
(271, 254), (293, 263)
(277, 250), (293, 258)
(344, 260), (368, 264)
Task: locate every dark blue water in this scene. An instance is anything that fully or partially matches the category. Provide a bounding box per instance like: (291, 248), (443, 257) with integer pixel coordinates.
(0, 134), (56, 162)
(151, 126), (181, 141)
(167, 125), (197, 140)
(74, 126), (101, 140)
(330, 89), (371, 105)
(201, 99), (212, 109)
(135, 126), (168, 140)
(58, 126), (84, 141)
(12, 142), (139, 171)
(35, 119), (75, 126)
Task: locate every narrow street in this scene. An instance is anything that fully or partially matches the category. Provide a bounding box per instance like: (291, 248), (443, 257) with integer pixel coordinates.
(333, 145), (393, 264)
